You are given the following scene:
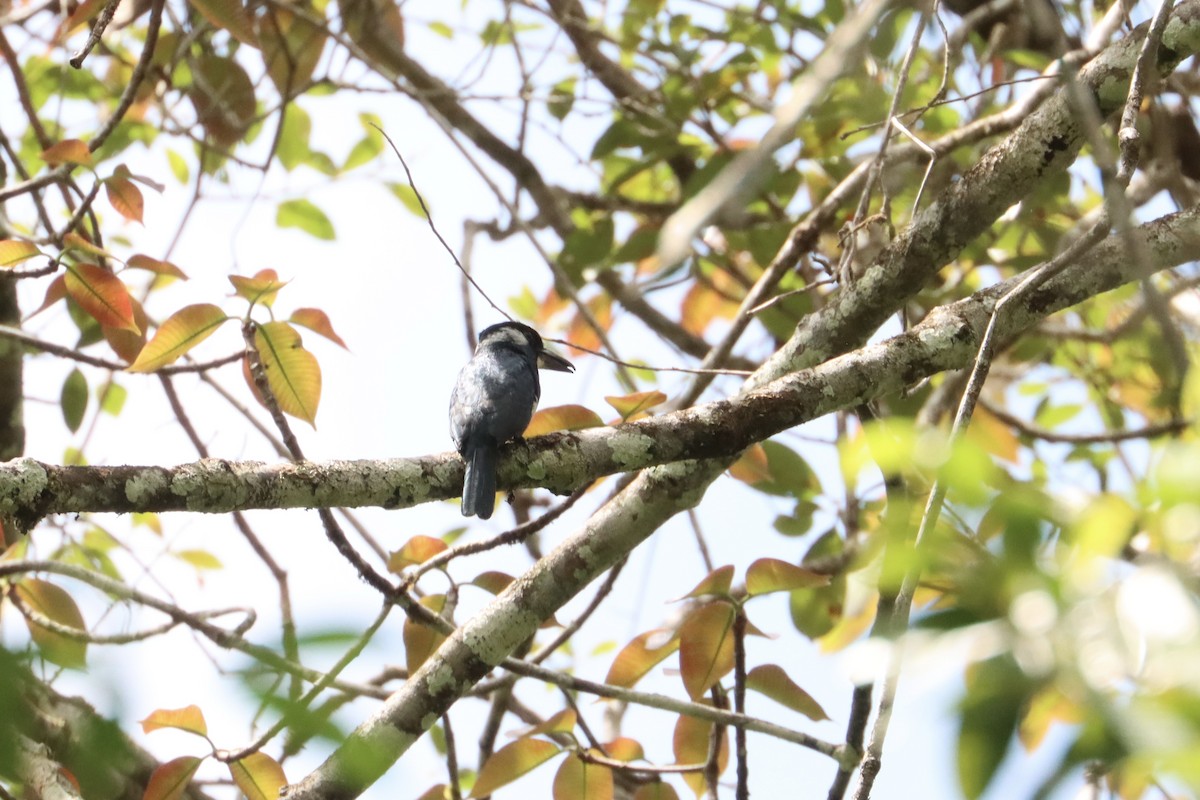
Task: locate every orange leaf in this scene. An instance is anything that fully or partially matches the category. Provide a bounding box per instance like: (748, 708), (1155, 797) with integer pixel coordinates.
(144, 756), (203, 800)
(552, 752), (613, 800)
(672, 709), (728, 797)
(414, 786), (449, 800)
(970, 405), (1021, 464)
(403, 594), (448, 674)
(102, 295), (149, 363)
(604, 628), (679, 689)
(27, 275), (67, 319)
(565, 295), (612, 353)
(230, 269), (287, 308)
(289, 307), (348, 348)
(471, 738), (561, 797)
(0, 239), (42, 267)
(41, 139), (93, 167)
(673, 565), (734, 601)
(745, 558), (829, 596)
(386, 535), (449, 572)
(470, 570), (515, 595)
(604, 390), (667, 421)
(64, 263), (138, 332)
(228, 752), (286, 800)
(602, 737), (644, 762)
(15, 579), (87, 668)
(105, 175), (145, 223)
(187, 0), (259, 46)
(252, 321), (321, 425)
(634, 782), (681, 800)
(728, 443), (770, 484)
(522, 708), (577, 739)
(127, 254), (188, 280)
(678, 601), (736, 700)
(141, 704), (209, 736)
(525, 404), (604, 437)
(129, 304), (231, 372)
(745, 664), (829, 720)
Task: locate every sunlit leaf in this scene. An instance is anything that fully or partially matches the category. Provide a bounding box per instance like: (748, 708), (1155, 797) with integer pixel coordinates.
(41, 139), (93, 167)
(175, 549), (223, 570)
(522, 708), (577, 739)
(525, 404), (604, 436)
(674, 565), (734, 600)
(605, 390), (667, 421)
(552, 752), (613, 800)
(0, 239), (42, 267)
(745, 664), (829, 720)
(605, 628), (679, 688)
(728, 443), (770, 484)
(289, 308), (348, 348)
(471, 738), (561, 797)
(678, 601), (737, 700)
(141, 705), (209, 736)
(15, 579), (87, 668)
(387, 535), (449, 572)
(1018, 687), (1084, 751)
(672, 709), (728, 797)
(230, 269), (288, 308)
(143, 756), (203, 800)
(62, 232), (111, 259)
(102, 295), (149, 363)
(61, 369), (88, 433)
(229, 752), (287, 800)
(259, 6), (326, 93)
(745, 558), (829, 596)
(634, 782), (681, 800)
(129, 304), (230, 372)
(252, 321), (322, 425)
(64, 263), (138, 332)
(187, 0), (259, 46)
(277, 198), (336, 241)
(602, 737), (644, 762)
(105, 172), (145, 223)
(126, 254), (188, 280)
(386, 182), (426, 217)
(470, 570), (515, 595)
(404, 594), (448, 674)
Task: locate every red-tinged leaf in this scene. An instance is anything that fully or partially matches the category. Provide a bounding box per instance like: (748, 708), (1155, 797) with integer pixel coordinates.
(521, 709), (577, 739)
(15, 579), (87, 668)
(672, 710), (728, 798)
(229, 752), (286, 800)
(187, 0), (259, 46)
(745, 664), (829, 721)
(128, 304), (230, 373)
(105, 176), (144, 223)
(252, 321), (322, 425)
(64, 263), (138, 332)
(386, 535), (448, 572)
(59, 0), (109, 36)
(470, 738), (561, 797)
(604, 390), (667, 421)
(0, 239), (42, 267)
(673, 565), (734, 601)
(604, 628), (679, 688)
(525, 404), (604, 437)
(414, 785), (449, 800)
(289, 308), (348, 348)
(140, 705), (209, 736)
(602, 738), (644, 762)
(102, 295), (149, 363)
(728, 443), (770, 484)
(230, 269), (287, 308)
(404, 594), (448, 674)
(678, 601), (737, 700)
(634, 782), (681, 800)
(143, 755), (203, 800)
(565, 295), (613, 354)
(471, 571), (515, 595)
(127, 254), (188, 280)
(745, 558), (829, 596)
(41, 139), (93, 167)
(553, 752), (613, 800)
(27, 275), (67, 319)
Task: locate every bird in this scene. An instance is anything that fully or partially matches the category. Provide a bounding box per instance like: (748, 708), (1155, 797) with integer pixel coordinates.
(449, 321), (575, 519)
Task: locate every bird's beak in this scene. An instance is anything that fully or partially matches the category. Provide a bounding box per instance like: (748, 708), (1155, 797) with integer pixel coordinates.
(537, 349), (575, 373)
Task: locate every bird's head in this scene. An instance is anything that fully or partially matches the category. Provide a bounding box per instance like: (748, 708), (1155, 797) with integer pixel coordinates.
(476, 321), (575, 373)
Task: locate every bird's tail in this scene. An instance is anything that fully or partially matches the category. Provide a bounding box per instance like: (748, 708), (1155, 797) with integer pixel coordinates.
(461, 442), (498, 519)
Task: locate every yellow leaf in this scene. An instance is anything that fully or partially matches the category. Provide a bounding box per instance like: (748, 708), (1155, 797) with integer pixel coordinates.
(471, 738), (561, 797)
(403, 594), (448, 675)
(605, 628), (679, 688)
(40, 139), (93, 167)
(745, 558), (829, 596)
(252, 321), (322, 425)
(105, 175), (145, 223)
(605, 390), (667, 421)
(141, 705), (209, 737)
(127, 254), (188, 280)
(525, 404), (604, 437)
(552, 752), (613, 800)
(386, 535), (449, 572)
(228, 752), (286, 800)
(745, 664), (829, 720)
(673, 565), (734, 601)
(230, 269), (288, 308)
(0, 239), (42, 267)
(15, 579), (87, 668)
(678, 601), (737, 700)
(672, 708), (727, 797)
(129, 304), (230, 372)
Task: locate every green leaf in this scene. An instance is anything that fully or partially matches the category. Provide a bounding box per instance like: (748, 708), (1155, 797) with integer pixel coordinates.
(276, 198), (336, 240)
(128, 304), (230, 372)
(957, 658), (1030, 798)
(342, 113), (384, 171)
(166, 149), (190, 183)
(61, 368), (88, 433)
(16, 579), (88, 668)
(386, 182), (426, 217)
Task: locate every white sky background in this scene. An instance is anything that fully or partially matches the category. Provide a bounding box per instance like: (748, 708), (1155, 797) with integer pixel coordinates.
(1, 0), (1153, 796)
